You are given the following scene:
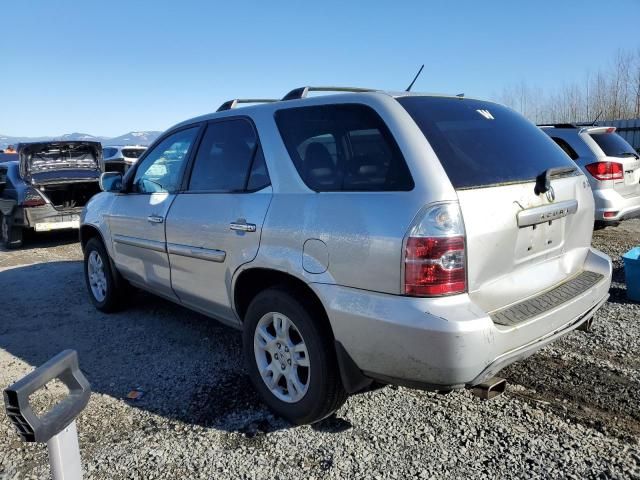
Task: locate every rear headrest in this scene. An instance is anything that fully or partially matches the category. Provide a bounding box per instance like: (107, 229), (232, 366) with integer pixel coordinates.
(304, 142), (337, 189)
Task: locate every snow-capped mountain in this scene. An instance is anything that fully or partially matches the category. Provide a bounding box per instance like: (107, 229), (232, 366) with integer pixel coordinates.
(0, 131), (162, 150)
(103, 131), (161, 146)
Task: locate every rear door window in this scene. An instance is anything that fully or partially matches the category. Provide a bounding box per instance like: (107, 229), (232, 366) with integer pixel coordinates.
(589, 132), (638, 158)
(275, 104), (413, 191)
(188, 119), (259, 192)
(397, 97), (577, 189)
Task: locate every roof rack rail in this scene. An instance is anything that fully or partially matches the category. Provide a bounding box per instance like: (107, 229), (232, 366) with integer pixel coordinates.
(536, 123), (577, 129)
(216, 98), (279, 112)
(282, 86), (377, 101)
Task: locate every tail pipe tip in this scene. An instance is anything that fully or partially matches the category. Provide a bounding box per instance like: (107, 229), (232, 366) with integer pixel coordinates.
(469, 377), (507, 400)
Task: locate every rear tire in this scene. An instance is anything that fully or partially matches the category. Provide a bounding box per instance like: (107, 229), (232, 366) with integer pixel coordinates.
(0, 213), (23, 249)
(243, 287), (347, 425)
(83, 237), (125, 312)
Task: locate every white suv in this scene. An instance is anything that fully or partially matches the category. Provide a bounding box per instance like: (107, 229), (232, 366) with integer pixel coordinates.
(540, 124), (640, 225)
(102, 145), (147, 174)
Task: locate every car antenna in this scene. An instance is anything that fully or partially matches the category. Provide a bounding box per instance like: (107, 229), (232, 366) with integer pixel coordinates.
(405, 64), (425, 92)
(590, 110), (602, 126)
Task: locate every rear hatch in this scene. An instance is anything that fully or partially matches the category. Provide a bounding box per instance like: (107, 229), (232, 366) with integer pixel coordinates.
(584, 127), (640, 198)
(398, 96), (595, 312)
(18, 141), (102, 185)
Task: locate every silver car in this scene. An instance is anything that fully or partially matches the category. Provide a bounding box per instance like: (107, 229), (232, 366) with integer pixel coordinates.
(540, 124), (640, 224)
(102, 145), (147, 174)
(80, 87), (612, 424)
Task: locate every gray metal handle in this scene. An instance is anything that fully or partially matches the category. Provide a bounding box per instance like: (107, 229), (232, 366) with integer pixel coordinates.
(230, 222), (256, 232)
(147, 215), (164, 224)
(4, 350), (90, 443)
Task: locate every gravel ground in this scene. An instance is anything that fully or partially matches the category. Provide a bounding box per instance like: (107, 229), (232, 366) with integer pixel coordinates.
(1, 222), (639, 479)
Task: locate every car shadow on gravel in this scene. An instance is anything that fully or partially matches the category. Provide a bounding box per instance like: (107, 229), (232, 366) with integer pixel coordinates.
(0, 229), (79, 252)
(0, 260), (295, 435)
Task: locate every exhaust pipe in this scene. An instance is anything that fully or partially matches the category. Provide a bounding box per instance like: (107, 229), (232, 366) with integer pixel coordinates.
(470, 377), (507, 400)
(577, 317), (594, 332)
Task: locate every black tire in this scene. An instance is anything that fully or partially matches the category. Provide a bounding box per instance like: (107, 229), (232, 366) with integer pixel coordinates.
(83, 237), (125, 312)
(0, 213), (23, 249)
(243, 286), (347, 425)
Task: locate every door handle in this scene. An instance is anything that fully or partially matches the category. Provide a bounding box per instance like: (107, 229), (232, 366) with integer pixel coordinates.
(230, 222), (256, 232)
(147, 215), (164, 224)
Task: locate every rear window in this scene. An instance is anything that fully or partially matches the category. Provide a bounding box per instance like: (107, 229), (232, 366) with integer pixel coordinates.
(122, 148), (146, 159)
(397, 97), (577, 189)
(275, 104), (413, 191)
(589, 131), (637, 157)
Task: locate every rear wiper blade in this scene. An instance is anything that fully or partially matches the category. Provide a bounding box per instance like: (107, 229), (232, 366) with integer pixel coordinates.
(616, 152), (639, 159)
(534, 166), (577, 195)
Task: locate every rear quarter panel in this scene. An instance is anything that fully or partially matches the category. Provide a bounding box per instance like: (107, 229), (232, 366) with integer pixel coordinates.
(248, 93), (460, 294)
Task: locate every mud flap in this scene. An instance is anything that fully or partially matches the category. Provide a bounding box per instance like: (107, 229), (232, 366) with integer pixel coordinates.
(334, 341), (372, 394)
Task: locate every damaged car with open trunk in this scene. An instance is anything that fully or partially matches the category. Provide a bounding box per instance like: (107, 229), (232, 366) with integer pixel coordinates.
(0, 141), (102, 248)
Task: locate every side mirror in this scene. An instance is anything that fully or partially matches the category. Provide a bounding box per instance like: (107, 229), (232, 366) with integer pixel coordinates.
(99, 172), (123, 193)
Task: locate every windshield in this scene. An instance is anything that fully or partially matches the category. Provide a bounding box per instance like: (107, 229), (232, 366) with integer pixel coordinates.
(397, 96), (577, 189)
(589, 132), (637, 158)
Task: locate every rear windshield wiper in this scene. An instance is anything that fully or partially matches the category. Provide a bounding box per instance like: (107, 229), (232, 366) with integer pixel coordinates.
(534, 166), (577, 195)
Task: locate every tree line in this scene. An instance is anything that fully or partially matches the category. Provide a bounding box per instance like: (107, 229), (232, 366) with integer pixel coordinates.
(494, 48), (640, 124)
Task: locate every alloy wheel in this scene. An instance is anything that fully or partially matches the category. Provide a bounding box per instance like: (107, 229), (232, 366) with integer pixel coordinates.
(87, 250), (108, 302)
(253, 312), (311, 403)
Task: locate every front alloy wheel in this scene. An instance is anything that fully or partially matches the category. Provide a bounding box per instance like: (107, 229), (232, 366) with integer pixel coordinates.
(83, 237), (124, 312)
(87, 250), (108, 302)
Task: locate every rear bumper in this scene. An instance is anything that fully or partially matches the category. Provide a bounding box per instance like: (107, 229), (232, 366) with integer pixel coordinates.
(17, 205), (82, 231)
(593, 188), (640, 221)
(313, 247), (612, 389)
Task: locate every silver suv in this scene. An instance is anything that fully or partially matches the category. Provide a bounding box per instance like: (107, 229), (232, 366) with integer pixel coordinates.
(81, 87), (612, 424)
(540, 124), (640, 224)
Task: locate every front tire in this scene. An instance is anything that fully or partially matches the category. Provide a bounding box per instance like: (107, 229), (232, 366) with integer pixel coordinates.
(1, 213), (23, 249)
(83, 237), (124, 312)
(243, 287), (347, 425)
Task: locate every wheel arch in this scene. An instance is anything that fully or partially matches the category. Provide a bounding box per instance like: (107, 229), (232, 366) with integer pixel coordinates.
(234, 268), (327, 326)
(233, 267), (372, 394)
(79, 224), (108, 252)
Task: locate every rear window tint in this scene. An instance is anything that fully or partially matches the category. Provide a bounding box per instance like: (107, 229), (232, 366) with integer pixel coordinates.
(589, 132), (637, 157)
(122, 148), (146, 159)
(275, 104), (413, 191)
(397, 97), (577, 189)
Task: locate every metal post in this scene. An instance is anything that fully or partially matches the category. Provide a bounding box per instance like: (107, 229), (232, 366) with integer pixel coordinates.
(47, 420), (83, 480)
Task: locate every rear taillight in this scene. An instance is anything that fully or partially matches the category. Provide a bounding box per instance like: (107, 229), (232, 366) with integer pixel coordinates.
(23, 189), (46, 207)
(585, 162), (623, 181)
(404, 202), (467, 296)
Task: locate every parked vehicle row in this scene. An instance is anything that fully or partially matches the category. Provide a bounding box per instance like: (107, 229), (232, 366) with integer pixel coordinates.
(102, 145), (147, 174)
(540, 124), (640, 225)
(0, 142), (103, 248)
(0, 143), (146, 248)
(79, 87), (612, 424)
